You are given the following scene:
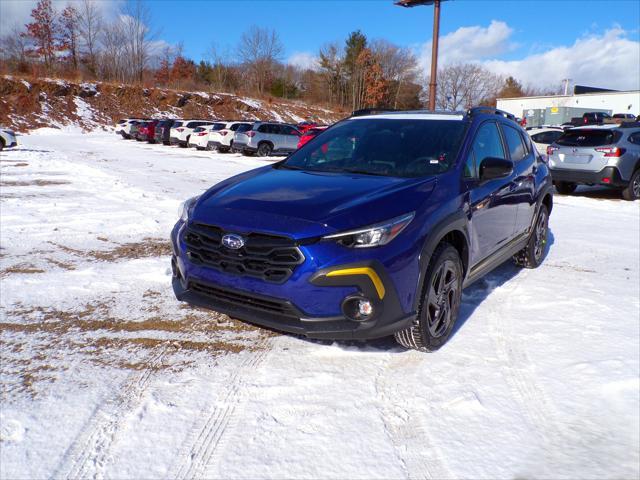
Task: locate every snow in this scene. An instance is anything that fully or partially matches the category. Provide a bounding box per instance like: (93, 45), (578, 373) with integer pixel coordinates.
(19, 80), (31, 90)
(73, 97), (97, 124)
(240, 97), (263, 109)
(1, 130), (639, 479)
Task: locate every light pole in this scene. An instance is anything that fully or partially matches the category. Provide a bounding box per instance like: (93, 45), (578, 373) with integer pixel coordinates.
(395, 0), (449, 110)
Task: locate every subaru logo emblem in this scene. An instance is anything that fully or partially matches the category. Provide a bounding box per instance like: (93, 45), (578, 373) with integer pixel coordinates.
(222, 234), (244, 250)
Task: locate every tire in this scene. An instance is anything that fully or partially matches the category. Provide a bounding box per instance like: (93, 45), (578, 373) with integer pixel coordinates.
(513, 204), (549, 269)
(394, 243), (463, 352)
(622, 170), (640, 201)
(555, 181), (577, 195)
(0, 138), (4, 151)
(257, 142), (273, 157)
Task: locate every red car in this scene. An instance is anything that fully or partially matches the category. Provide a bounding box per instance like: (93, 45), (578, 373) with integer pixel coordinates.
(297, 126), (328, 148)
(136, 120), (159, 143)
(297, 121), (319, 134)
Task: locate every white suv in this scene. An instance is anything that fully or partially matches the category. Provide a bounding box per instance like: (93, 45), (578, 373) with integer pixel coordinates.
(188, 122), (227, 150)
(0, 128), (17, 150)
(207, 121), (253, 152)
(170, 120), (216, 147)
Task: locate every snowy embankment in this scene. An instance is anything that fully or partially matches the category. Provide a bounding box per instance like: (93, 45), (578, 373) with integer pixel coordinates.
(1, 130), (638, 479)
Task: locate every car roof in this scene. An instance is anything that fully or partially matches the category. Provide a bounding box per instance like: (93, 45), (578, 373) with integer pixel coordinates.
(350, 112), (465, 121)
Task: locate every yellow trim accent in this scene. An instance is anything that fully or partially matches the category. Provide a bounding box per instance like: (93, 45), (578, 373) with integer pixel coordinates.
(325, 267), (386, 300)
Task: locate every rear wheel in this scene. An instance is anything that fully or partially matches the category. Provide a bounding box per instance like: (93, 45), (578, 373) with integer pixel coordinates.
(513, 204), (549, 269)
(394, 243), (463, 352)
(622, 170), (640, 201)
(0, 138), (4, 151)
(555, 181), (577, 195)
(257, 142), (273, 157)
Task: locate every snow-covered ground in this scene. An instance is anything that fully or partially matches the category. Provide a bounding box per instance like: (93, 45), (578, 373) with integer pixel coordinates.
(1, 130), (638, 479)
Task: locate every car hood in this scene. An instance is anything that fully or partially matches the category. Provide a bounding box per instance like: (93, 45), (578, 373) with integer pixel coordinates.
(191, 166), (437, 239)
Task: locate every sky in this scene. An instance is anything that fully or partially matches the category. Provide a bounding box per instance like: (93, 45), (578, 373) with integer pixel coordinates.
(1, 0), (639, 91)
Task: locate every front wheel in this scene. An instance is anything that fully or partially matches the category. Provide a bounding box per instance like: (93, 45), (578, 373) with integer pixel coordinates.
(394, 243), (463, 352)
(513, 204), (549, 269)
(622, 170), (640, 201)
(555, 181), (577, 195)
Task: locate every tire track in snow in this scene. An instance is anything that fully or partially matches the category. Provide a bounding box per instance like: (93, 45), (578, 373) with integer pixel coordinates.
(486, 271), (601, 469)
(171, 337), (273, 480)
(375, 354), (453, 480)
(52, 343), (173, 479)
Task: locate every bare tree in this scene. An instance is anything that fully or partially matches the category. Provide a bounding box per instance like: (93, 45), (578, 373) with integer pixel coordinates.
(77, 0), (102, 75)
(0, 25), (30, 66)
(434, 64), (502, 110)
(237, 25), (283, 95)
(121, 0), (153, 83)
(100, 20), (127, 82)
(371, 40), (418, 109)
(207, 42), (232, 91)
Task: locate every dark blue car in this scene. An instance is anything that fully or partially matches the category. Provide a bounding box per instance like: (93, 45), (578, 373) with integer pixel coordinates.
(171, 108), (553, 351)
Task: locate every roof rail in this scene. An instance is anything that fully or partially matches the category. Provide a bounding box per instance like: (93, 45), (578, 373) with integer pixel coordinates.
(467, 106), (516, 121)
(350, 108), (397, 117)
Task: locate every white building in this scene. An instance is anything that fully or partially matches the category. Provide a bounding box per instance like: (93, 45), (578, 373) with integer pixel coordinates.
(497, 90), (640, 119)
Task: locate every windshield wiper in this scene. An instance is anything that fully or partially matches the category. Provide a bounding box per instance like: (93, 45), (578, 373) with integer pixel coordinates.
(277, 164), (305, 170)
(341, 168), (388, 176)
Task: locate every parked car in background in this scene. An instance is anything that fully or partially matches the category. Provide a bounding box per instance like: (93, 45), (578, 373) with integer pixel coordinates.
(547, 124), (640, 200)
(232, 122), (301, 156)
(297, 126), (328, 148)
(170, 120), (215, 147)
(188, 123), (227, 150)
(297, 121), (318, 134)
(117, 119), (146, 139)
(154, 119), (179, 145)
(527, 127), (564, 156)
(0, 128), (17, 150)
(613, 113), (636, 123)
(171, 107), (553, 351)
(582, 112), (614, 125)
(136, 120), (159, 142)
(128, 121), (142, 140)
(207, 121), (253, 152)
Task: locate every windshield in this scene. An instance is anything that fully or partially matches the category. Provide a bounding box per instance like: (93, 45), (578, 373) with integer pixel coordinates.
(280, 118), (467, 178)
(556, 129), (621, 147)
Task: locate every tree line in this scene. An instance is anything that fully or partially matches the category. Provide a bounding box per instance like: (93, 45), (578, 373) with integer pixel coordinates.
(0, 0), (557, 111)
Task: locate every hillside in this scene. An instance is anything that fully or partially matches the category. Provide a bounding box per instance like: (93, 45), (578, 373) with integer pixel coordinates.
(0, 76), (342, 132)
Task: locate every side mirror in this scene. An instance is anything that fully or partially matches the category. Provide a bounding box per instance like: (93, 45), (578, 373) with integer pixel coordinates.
(479, 157), (513, 181)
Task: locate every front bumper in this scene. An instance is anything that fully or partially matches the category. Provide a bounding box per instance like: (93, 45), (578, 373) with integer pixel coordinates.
(171, 225), (415, 340)
(550, 166), (626, 187)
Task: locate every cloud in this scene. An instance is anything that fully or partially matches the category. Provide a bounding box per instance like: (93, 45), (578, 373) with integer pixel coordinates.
(418, 20), (515, 70)
(417, 21), (640, 91)
(484, 28), (640, 91)
(0, 0), (122, 34)
(288, 52), (319, 71)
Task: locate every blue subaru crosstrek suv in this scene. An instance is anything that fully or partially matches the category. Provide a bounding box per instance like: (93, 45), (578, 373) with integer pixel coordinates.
(171, 108), (553, 351)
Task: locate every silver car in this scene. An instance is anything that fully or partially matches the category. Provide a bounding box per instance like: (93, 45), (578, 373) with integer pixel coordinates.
(548, 124), (640, 200)
(231, 122), (301, 156)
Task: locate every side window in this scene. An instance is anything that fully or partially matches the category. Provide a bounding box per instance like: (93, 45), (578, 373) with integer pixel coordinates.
(502, 124), (527, 161)
(257, 124), (269, 133)
(464, 122), (506, 178)
(518, 131), (531, 156)
(230, 124), (240, 131)
(281, 126), (299, 136)
(628, 132), (640, 145)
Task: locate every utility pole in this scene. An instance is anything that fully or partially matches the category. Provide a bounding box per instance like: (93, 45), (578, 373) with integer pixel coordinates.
(396, 0), (449, 110)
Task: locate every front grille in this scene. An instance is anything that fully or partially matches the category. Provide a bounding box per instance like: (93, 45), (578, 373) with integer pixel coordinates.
(189, 280), (300, 317)
(184, 223), (304, 283)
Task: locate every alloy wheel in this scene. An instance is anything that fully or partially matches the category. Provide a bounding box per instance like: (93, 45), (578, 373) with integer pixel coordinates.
(533, 209), (548, 261)
(633, 174), (640, 199)
(426, 260), (459, 338)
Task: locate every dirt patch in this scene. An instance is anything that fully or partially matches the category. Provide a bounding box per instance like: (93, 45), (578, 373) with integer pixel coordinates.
(0, 179), (70, 187)
(0, 263), (45, 277)
(50, 237), (171, 261)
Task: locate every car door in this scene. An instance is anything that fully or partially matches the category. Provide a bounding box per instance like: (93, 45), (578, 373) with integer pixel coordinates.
(501, 123), (537, 236)
(280, 125), (301, 151)
(464, 121), (519, 265)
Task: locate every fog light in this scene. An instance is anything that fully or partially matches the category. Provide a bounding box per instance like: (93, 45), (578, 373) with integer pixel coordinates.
(358, 299), (373, 317)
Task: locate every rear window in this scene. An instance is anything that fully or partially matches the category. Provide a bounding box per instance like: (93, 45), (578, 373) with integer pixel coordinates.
(172, 121), (183, 128)
(556, 130), (622, 147)
(211, 123), (226, 130)
(531, 130), (563, 145)
(236, 124), (252, 133)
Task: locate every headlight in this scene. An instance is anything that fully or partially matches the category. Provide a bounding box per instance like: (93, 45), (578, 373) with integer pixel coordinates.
(179, 196), (200, 222)
(323, 212), (415, 248)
